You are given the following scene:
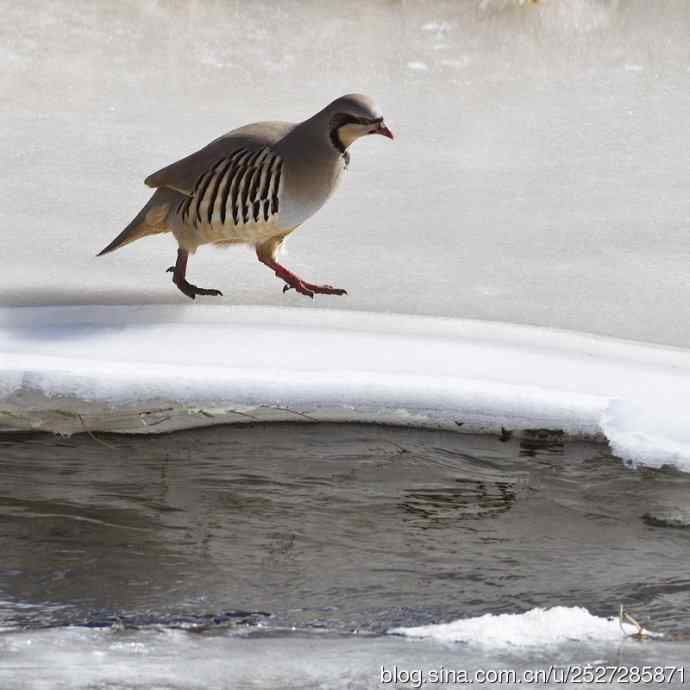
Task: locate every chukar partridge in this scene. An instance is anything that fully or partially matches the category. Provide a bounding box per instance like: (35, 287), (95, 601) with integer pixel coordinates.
(98, 94), (393, 299)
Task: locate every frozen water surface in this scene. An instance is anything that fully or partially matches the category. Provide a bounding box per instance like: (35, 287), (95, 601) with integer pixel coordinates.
(1, 0), (689, 345)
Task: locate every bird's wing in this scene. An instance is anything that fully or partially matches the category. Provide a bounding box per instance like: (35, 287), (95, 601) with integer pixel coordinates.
(144, 121), (293, 196)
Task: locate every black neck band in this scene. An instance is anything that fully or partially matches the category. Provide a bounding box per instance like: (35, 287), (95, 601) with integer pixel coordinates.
(328, 113), (380, 166)
(329, 126), (347, 156)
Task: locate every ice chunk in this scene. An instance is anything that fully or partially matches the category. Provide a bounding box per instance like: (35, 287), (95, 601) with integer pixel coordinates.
(389, 606), (655, 647)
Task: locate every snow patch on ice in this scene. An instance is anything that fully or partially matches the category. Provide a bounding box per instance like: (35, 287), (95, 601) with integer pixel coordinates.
(389, 607), (652, 647)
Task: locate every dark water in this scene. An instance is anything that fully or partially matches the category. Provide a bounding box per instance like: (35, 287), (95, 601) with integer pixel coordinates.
(1, 424), (689, 688)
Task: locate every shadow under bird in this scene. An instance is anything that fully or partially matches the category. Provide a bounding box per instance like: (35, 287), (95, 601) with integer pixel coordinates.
(98, 94), (394, 299)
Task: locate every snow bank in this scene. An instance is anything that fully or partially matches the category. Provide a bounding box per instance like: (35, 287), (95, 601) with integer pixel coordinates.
(602, 400), (690, 472)
(388, 606), (660, 647)
(2, 305), (690, 472)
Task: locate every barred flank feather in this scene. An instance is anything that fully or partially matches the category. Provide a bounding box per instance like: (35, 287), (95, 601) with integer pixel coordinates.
(181, 146), (283, 230)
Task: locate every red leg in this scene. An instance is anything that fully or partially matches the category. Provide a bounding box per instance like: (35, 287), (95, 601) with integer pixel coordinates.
(256, 253), (347, 298)
(168, 248), (223, 300)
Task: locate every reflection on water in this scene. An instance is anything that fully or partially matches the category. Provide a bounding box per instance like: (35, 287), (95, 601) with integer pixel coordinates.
(518, 428), (565, 457)
(402, 479), (517, 525)
(1, 423), (690, 639)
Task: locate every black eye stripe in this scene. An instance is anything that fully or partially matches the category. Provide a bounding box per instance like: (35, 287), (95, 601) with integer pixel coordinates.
(329, 113), (382, 155)
(331, 113), (381, 129)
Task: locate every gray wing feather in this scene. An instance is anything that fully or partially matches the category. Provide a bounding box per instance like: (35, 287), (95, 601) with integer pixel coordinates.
(144, 121), (294, 196)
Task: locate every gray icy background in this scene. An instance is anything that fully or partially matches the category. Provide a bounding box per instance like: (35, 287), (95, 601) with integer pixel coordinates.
(1, 0), (689, 345)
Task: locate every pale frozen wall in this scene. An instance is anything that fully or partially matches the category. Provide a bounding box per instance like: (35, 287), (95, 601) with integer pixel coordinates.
(1, 0), (689, 345)
(5, 304), (690, 472)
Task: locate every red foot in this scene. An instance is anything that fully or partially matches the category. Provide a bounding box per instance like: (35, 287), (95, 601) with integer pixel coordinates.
(259, 256), (347, 299)
(168, 249), (223, 300)
(282, 282), (347, 297)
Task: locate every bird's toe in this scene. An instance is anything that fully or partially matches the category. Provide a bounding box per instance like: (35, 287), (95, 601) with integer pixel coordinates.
(193, 287), (223, 297)
(302, 282), (348, 296)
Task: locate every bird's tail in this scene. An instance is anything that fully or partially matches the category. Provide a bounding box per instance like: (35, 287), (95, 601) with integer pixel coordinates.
(97, 190), (173, 256)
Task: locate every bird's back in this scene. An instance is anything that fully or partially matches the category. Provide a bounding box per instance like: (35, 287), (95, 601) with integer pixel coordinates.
(145, 121), (295, 195)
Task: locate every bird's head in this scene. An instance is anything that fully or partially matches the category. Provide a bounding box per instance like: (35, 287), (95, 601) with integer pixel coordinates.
(323, 94), (394, 154)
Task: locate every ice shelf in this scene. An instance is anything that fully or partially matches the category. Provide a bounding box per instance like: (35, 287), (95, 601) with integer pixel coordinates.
(2, 305), (690, 472)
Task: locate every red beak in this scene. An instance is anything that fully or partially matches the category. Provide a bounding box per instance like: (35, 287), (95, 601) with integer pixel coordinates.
(375, 122), (394, 140)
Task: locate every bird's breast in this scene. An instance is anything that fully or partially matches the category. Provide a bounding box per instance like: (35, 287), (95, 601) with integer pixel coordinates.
(277, 155), (346, 230)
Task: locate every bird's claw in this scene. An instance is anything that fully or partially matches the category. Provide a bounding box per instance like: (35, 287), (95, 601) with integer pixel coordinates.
(280, 279), (346, 298)
(185, 287), (223, 300)
(165, 266), (175, 273)
(174, 280), (223, 300)
(279, 280), (313, 298)
(312, 284), (348, 296)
